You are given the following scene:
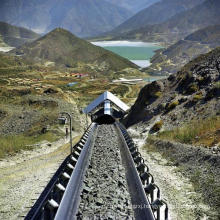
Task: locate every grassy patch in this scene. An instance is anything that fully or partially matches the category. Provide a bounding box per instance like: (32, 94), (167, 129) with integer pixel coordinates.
(158, 116), (220, 147)
(110, 85), (129, 97)
(151, 120), (164, 132)
(153, 91), (162, 98)
(0, 131), (61, 158)
(166, 100), (179, 111)
(193, 93), (203, 102)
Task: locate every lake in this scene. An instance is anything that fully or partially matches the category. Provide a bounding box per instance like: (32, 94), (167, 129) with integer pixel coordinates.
(92, 41), (162, 68)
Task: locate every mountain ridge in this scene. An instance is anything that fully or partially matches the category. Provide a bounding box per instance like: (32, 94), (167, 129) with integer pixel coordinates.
(0, 0), (132, 37)
(10, 28), (137, 72)
(105, 0), (160, 13)
(110, 0), (220, 44)
(124, 47), (220, 128)
(147, 25), (220, 75)
(111, 0), (205, 35)
(0, 22), (39, 47)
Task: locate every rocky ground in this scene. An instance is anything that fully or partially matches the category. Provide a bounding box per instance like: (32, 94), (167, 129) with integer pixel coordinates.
(128, 128), (216, 220)
(0, 94), (86, 135)
(146, 25), (220, 76)
(77, 124), (134, 219)
(147, 137), (220, 219)
(124, 47), (220, 134)
(0, 135), (79, 220)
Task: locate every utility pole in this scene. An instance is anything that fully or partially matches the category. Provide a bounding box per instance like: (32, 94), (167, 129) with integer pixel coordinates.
(60, 112), (73, 154)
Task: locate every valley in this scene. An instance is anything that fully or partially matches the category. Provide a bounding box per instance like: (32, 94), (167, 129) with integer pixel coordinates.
(0, 0), (219, 219)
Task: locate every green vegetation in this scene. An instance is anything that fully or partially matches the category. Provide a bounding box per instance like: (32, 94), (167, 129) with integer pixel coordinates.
(153, 91), (162, 98)
(158, 116), (220, 147)
(111, 85), (129, 97)
(0, 131), (61, 158)
(0, 27), (147, 160)
(0, 53), (26, 68)
(11, 28), (137, 73)
(151, 120), (163, 132)
(167, 100), (179, 111)
(214, 81), (220, 89)
(193, 93), (203, 101)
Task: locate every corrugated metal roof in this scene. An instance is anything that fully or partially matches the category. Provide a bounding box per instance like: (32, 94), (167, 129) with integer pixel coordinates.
(83, 91), (129, 114)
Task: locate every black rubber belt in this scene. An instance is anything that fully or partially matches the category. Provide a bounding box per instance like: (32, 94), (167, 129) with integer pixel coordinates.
(54, 123), (97, 220)
(115, 123), (155, 220)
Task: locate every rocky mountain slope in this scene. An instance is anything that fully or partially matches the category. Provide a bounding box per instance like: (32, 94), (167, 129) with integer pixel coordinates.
(123, 47), (220, 132)
(105, 0), (160, 13)
(10, 28), (137, 72)
(0, 0), (131, 37)
(125, 47), (220, 219)
(0, 22), (39, 47)
(111, 0), (204, 34)
(147, 25), (220, 75)
(113, 0), (220, 44)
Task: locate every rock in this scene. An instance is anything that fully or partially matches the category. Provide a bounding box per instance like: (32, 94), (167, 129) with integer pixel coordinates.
(44, 87), (59, 94)
(83, 186), (92, 194)
(77, 125), (134, 218)
(96, 198), (104, 206)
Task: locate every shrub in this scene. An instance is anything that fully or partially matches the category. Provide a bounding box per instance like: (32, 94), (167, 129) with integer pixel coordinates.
(187, 83), (198, 94)
(153, 91), (162, 98)
(151, 120), (164, 132)
(206, 86), (220, 99)
(214, 81), (220, 89)
(193, 93), (203, 102)
(167, 100), (179, 111)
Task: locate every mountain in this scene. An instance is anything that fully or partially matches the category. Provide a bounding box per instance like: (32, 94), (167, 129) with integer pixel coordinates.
(123, 47), (220, 128)
(147, 25), (220, 75)
(0, 53), (26, 68)
(112, 0), (205, 34)
(0, 22), (39, 47)
(105, 0), (160, 13)
(10, 28), (137, 71)
(113, 0), (220, 44)
(0, 0), (132, 37)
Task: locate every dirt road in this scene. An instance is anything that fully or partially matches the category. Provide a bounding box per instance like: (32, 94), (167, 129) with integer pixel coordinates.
(128, 128), (211, 220)
(0, 135), (80, 220)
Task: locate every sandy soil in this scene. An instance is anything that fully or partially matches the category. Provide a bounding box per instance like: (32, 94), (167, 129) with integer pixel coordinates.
(0, 134), (80, 220)
(128, 128), (210, 220)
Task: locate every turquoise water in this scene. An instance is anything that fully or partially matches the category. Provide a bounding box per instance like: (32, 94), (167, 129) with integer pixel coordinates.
(92, 41), (162, 68)
(102, 46), (160, 60)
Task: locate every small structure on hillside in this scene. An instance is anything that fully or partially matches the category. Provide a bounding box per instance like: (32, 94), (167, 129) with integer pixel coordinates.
(69, 73), (89, 78)
(83, 91), (129, 124)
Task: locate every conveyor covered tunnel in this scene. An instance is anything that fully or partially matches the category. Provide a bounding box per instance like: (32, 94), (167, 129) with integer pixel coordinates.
(83, 91), (129, 125)
(94, 114), (116, 124)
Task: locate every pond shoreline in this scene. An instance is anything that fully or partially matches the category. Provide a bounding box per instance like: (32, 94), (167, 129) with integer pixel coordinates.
(91, 40), (163, 68)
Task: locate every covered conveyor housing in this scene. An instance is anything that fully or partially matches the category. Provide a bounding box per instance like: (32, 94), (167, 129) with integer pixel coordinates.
(83, 91), (129, 124)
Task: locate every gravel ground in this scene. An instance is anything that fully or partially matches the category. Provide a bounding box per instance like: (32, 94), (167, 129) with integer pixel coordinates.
(77, 124), (134, 219)
(0, 135), (78, 220)
(128, 128), (213, 220)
